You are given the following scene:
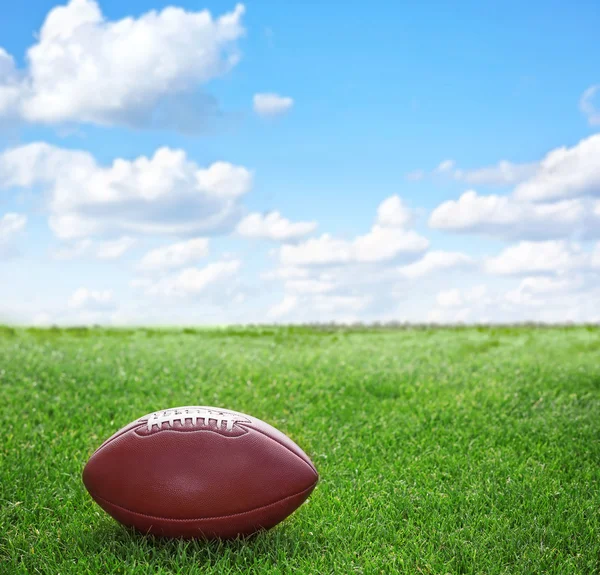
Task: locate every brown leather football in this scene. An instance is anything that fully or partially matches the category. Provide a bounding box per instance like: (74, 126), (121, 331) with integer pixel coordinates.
(82, 406), (318, 539)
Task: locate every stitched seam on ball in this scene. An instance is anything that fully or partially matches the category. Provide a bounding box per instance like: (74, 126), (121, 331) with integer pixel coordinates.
(246, 425), (318, 476)
(146, 407), (246, 433)
(89, 482), (317, 522)
(133, 426), (249, 438)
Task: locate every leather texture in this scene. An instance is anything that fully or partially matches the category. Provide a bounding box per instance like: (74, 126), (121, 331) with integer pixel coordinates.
(82, 406), (318, 539)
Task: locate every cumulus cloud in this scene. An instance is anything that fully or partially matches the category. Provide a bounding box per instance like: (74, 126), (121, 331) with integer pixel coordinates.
(435, 159), (455, 173)
(375, 195), (413, 228)
(52, 239), (93, 260)
(416, 157), (537, 187)
(453, 160), (537, 186)
(0, 212), (27, 258)
(429, 190), (595, 240)
(267, 295), (298, 319)
(0, 0), (245, 129)
(138, 238), (209, 272)
(0, 143), (252, 240)
(429, 134), (600, 241)
(280, 226), (428, 266)
(513, 134), (600, 202)
(580, 85), (600, 126)
(311, 294), (371, 314)
(436, 289), (463, 308)
(284, 278), (336, 294)
(261, 196), (430, 322)
(253, 93), (294, 117)
(433, 285), (490, 312)
(68, 288), (114, 310)
(236, 211), (317, 241)
(138, 259), (241, 298)
(484, 240), (587, 276)
(430, 274), (600, 324)
(397, 250), (474, 279)
(591, 243), (600, 270)
(428, 134), (600, 242)
(354, 226), (428, 262)
(279, 194), (427, 267)
(504, 276), (583, 307)
(261, 266), (310, 281)
(52, 237), (135, 260)
(0, 213), (27, 243)
(268, 292), (370, 322)
(32, 312), (53, 327)
(278, 235), (348, 266)
(428, 285), (495, 324)
(96, 237), (136, 259)
(0, 49), (21, 116)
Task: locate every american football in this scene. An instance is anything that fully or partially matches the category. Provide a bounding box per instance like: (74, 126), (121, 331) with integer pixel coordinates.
(82, 406), (318, 539)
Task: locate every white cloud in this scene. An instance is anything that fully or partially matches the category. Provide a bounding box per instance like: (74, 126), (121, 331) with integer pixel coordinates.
(428, 133), (600, 198)
(68, 288), (114, 310)
(504, 276), (582, 306)
(271, 293), (369, 321)
(429, 135), (600, 241)
(429, 190), (595, 240)
(0, 143), (252, 240)
(435, 159), (455, 173)
(453, 160), (537, 186)
(0, 49), (20, 115)
(138, 238), (209, 272)
(466, 285), (489, 303)
(436, 289), (462, 308)
(416, 158), (536, 187)
(580, 85), (600, 126)
(397, 250), (474, 279)
(428, 284), (492, 322)
(140, 259), (241, 297)
(427, 306), (472, 324)
(264, 197), (455, 323)
(277, 194), (428, 267)
(261, 266), (309, 281)
(96, 237), (136, 259)
(591, 243), (600, 270)
(52, 239), (93, 260)
(484, 240), (586, 276)
(280, 226), (428, 266)
(428, 277), (600, 325)
(267, 295), (298, 319)
(375, 195), (413, 228)
(284, 278), (336, 294)
(513, 134), (600, 202)
(32, 312), (53, 326)
(52, 237), (135, 260)
(253, 93), (294, 117)
(353, 226), (428, 262)
(236, 211), (316, 241)
(0, 0), (245, 128)
(279, 234), (353, 266)
(311, 294), (371, 314)
(0, 142), (94, 189)
(129, 277), (154, 290)
(0, 213), (27, 243)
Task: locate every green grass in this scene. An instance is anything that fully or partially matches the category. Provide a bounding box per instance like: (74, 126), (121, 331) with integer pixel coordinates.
(1, 326), (599, 574)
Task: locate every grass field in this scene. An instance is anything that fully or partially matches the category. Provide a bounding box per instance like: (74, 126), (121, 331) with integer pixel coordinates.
(0, 325), (599, 574)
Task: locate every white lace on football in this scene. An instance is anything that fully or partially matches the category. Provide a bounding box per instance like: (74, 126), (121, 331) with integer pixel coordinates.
(146, 407), (241, 432)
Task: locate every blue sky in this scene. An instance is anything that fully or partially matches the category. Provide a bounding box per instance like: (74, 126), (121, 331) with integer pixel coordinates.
(0, 0), (599, 325)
